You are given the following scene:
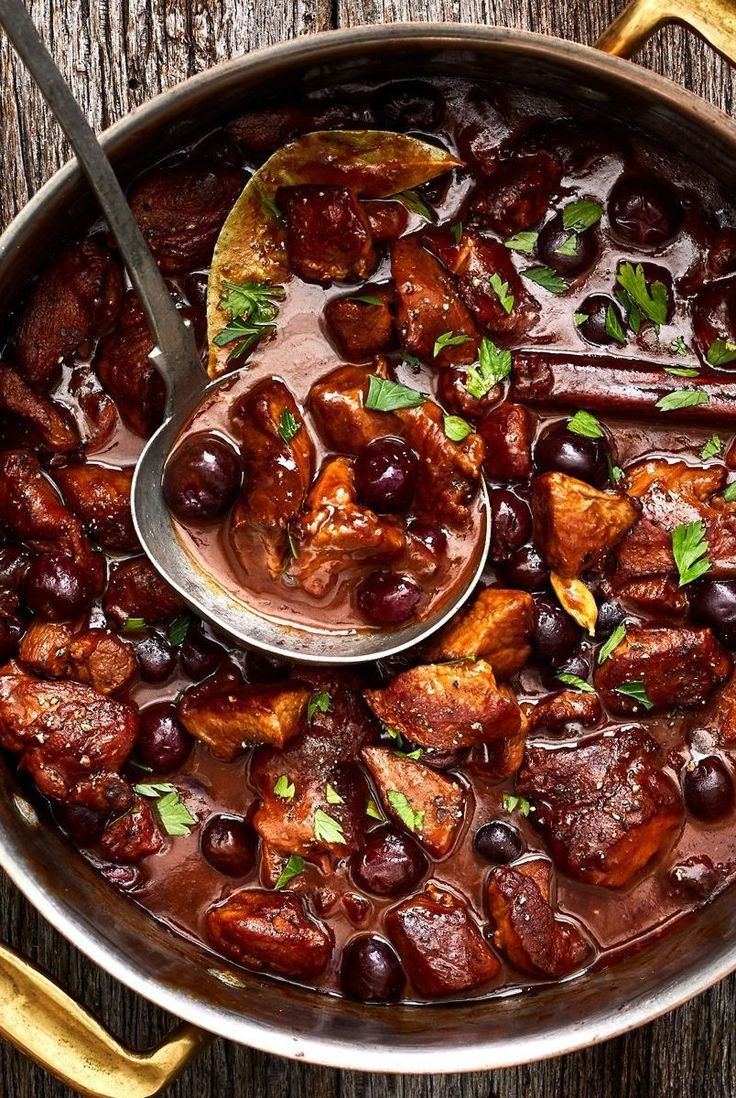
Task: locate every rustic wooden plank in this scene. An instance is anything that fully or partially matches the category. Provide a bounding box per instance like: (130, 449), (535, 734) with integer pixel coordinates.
(1, 0), (735, 1095)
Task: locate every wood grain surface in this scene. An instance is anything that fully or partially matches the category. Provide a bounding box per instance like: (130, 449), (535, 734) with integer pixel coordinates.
(0, 2), (734, 1095)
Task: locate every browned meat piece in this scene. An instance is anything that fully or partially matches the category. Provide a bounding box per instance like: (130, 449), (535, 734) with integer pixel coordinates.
(425, 587), (533, 678)
(0, 451), (102, 590)
(14, 240), (123, 388)
(386, 883), (499, 996)
(230, 378), (315, 578)
(18, 620), (136, 696)
(361, 746), (466, 857)
(225, 105), (314, 154)
(615, 460), (736, 582)
(362, 200), (409, 240)
(277, 185), (378, 284)
(289, 457), (404, 598)
(0, 365), (79, 452)
(308, 359), (399, 454)
(478, 402), (533, 481)
(323, 284), (396, 360)
(469, 152), (562, 237)
(525, 689), (602, 734)
(366, 658), (522, 751)
(128, 162), (243, 273)
(611, 575), (689, 619)
(396, 400), (484, 526)
(206, 888), (333, 979)
(54, 465), (139, 553)
(423, 227), (539, 341)
(94, 292), (166, 438)
(178, 667), (309, 761)
(100, 797), (163, 863)
(532, 472), (639, 578)
(391, 235), (480, 365)
(594, 626), (731, 715)
(517, 728), (683, 887)
(0, 675), (137, 811)
(705, 675), (736, 743)
(251, 672), (376, 866)
(487, 858), (589, 977)
(103, 556), (185, 627)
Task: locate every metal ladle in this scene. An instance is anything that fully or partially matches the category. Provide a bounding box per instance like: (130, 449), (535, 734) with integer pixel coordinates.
(0, 0), (490, 663)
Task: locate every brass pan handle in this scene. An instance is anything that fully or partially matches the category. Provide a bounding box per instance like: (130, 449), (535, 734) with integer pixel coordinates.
(596, 0), (736, 65)
(0, 941), (211, 1097)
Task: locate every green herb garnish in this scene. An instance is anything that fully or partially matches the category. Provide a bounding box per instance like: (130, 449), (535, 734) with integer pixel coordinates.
(274, 774), (295, 800)
(557, 673), (595, 693)
(568, 410), (604, 439)
(274, 854), (305, 891)
(433, 330), (473, 358)
(464, 337), (512, 400)
(701, 435), (723, 460)
(598, 623), (627, 664)
(278, 409), (301, 444)
(656, 389), (710, 412)
(672, 520), (711, 586)
(504, 230), (538, 254)
(489, 272), (514, 314)
(365, 375), (425, 412)
(386, 790), (425, 833)
(706, 339), (736, 367)
(562, 199), (603, 233)
(614, 681), (654, 711)
(306, 690), (331, 723)
(521, 265), (569, 294)
(443, 414), (473, 442)
(313, 808), (346, 845)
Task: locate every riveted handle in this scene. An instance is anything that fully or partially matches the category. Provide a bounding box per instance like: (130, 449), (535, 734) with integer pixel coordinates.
(596, 0), (736, 64)
(0, 941), (211, 1097)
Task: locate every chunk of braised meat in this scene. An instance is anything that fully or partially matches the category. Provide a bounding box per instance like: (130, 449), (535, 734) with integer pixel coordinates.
(422, 227), (539, 341)
(395, 400), (484, 526)
(323, 284), (396, 360)
(229, 378), (314, 578)
(0, 450), (102, 590)
(251, 672), (376, 866)
(366, 658), (522, 752)
(308, 359), (399, 454)
(18, 620), (136, 696)
(361, 746), (466, 857)
(206, 888), (333, 979)
(469, 152), (562, 237)
(478, 402), (533, 481)
(103, 556), (185, 628)
(391, 235), (480, 365)
(487, 858), (589, 977)
(517, 728), (683, 887)
(425, 587), (533, 678)
(524, 689), (602, 735)
(277, 185), (378, 284)
(225, 105), (314, 154)
(54, 465), (138, 553)
(532, 472), (639, 578)
(704, 674), (736, 743)
(14, 240), (123, 388)
(436, 365), (501, 418)
(386, 883), (499, 997)
(178, 665), (309, 761)
(614, 460), (736, 585)
(0, 365), (79, 452)
(362, 200), (409, 241)
(594, 626), (731, 715)
(99, 796), (163, 864)
(128, 163), (243, 273)
(0, 675), (137, 812)
(94, 292), (166, 438)
(611, 576), (689, 619)
(289, 457), (404, 598)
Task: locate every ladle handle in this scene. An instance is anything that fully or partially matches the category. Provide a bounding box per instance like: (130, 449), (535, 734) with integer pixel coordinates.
(0, 0), (204, 409)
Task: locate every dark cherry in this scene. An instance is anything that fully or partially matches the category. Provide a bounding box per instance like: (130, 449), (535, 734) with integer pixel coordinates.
(542, 652), (590, 689)
(242, 649), (290, 684)
(163, 431), (242, 523)
(23, 551), (93, 621)
(0, 617), (23, 663)
(474, 820), (525, 864)
(357, 571), (422, 626)
(595, 600), (626, 640)
(534, 420), (608, 485)
(503, 544), (550, 591)
(531, 596), (583, 665)
(689, 580), (736, 649)
(201, 814), (257, 877)
(669, 855), (721, 901)
(340, 935), (405, 1004)
(487, 489), (532, 563)
(354, 437), (418, 513)
(54, 804), (106, 846)
(406, 520), (447, 557)
(577, 294), (625, 347)
(135, 632), (176, 683)
(372, 80), (443, 132)
(180, 625), (226, 678)
(683, 757), (734, 821)
(537, 213), (598, 278)
(352, 826), (428, 897)
(608, 174), (684, 248)
(136, 702), (193, 773)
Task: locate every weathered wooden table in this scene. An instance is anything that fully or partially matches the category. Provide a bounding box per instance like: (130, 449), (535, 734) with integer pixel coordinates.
(0, 1), (734, 1095)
